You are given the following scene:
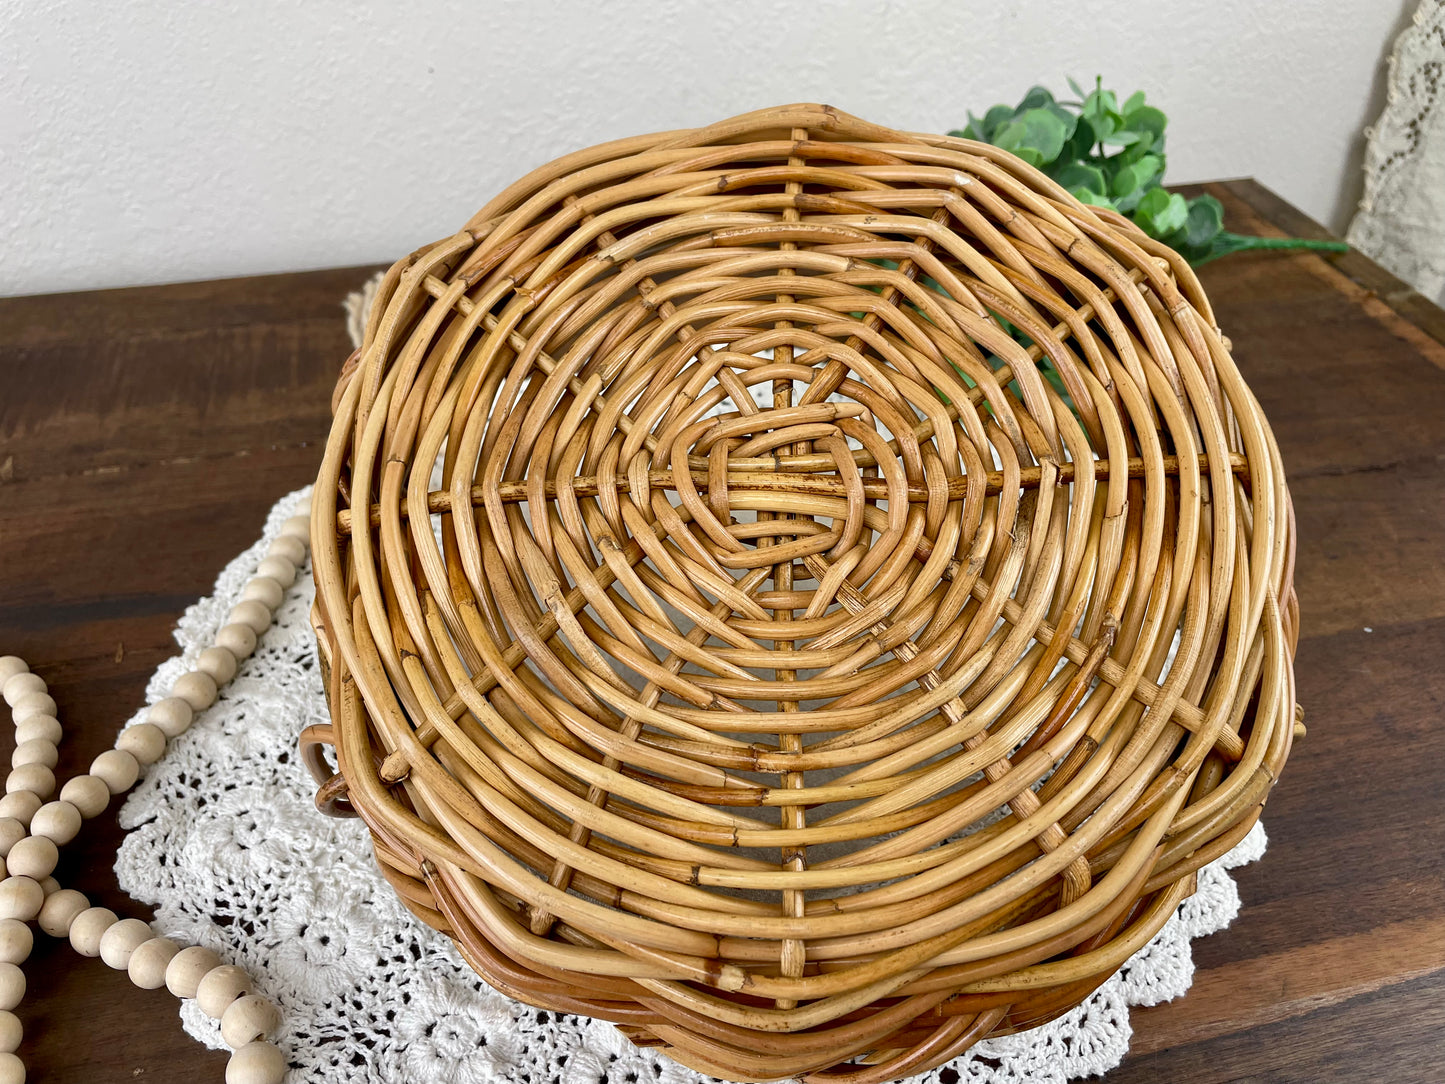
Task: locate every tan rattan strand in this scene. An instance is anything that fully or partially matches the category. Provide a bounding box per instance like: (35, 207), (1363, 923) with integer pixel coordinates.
(304, 104), (1300, 1083)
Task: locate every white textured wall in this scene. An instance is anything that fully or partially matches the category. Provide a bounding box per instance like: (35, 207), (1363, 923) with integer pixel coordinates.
(1, 0), (1410, 297)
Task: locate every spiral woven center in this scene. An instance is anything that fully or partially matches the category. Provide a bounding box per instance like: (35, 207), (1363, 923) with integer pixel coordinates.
(311, 104), (1298, 1083)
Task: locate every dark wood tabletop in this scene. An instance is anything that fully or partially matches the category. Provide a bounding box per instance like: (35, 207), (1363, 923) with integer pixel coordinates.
(1, 179), (1442, 1083)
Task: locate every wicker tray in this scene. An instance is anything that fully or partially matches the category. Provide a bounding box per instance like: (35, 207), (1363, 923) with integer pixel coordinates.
(304, 103), (1300, 1082)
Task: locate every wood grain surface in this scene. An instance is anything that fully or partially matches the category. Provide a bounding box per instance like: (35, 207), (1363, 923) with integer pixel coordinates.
(0, 181), (1441, 1082)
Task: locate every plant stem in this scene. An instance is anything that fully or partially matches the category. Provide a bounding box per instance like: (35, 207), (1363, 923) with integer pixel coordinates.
(1192, 232), (1350, 266)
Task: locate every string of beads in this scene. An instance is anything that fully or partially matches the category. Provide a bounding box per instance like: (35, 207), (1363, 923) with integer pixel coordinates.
(0, 508), (311, 1084)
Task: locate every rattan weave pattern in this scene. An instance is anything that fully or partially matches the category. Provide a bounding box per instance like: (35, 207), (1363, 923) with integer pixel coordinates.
(306, 104), (1299, 1082)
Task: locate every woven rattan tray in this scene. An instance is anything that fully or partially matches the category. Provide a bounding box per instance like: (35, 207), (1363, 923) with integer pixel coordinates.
(303, 103), (1300, 1082)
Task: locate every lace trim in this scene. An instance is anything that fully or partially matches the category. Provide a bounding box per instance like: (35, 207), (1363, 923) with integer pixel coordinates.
(1348, 0), (1445, 303)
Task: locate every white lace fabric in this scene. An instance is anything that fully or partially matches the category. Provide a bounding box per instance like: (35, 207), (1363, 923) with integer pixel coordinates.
(1348, 0), (1445, 305)
(110, 484), (1267, 1083)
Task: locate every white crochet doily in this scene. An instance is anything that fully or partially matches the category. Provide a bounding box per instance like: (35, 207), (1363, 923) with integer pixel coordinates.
(112, 281), (1268, 1083)
(110, 486), (1268, 1084)
(1348, 0), (1445, 305)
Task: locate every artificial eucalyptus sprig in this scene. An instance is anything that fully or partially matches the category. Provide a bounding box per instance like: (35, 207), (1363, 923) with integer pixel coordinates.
(954, 79), (1348, 265)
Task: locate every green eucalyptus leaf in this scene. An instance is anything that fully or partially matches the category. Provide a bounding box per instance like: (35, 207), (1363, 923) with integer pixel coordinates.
(1071, 187), (1116, 210)
(1126, 105), (1168, 148)
(1114, 186), (1149, 215)
(1182, 194), (1225, 249)
(1112, 153), (1163, 197)
(1054, 161), (1108, 193)
(958, 79), (1330, 267)
(983, 104), (1015, 136)
(1120, 131), (1156, 162)
(1042, 101), (1079, 140)
(993, 108), (1070, 166)
(1019, 85), (1056, 110)
(954, 112), (986, 141)
(1151, 192), (1189, 235)
(1133, 186), (1170, 234)
(1064, 115), (1097, 160)
(1085, 87), (1119, 118)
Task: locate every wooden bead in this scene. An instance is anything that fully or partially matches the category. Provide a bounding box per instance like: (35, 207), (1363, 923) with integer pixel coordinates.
(4, 765), (53, 800)
(68, 906), (117, 956)
(1, 674), (43, 709)
(98, 917), (152, 970)
(10, 740), (56, 771)
(240, 577), (284, 611)
(0, 1051), (22, 1084)
(9, 694), (56, 726)
(172, 671), (218, 712)
(128, 936), (180, 989)
(197, 964), (253, 1018)
(0, 881), (40, 925)
(0, 660), (26, 689)
(0, 796), (38, 826)
(0, 822), (23, 860)
(215, 623), (258, 661)
(0, 968), (20, 1015)
(0, 922), (32, 966)
(279, 514), (310, 542)
(58, 775), (109, 818)
(37, 888), (88, 938)
(145, 696), (194, 739)
(228, 601), (272, 636)
(0, 1010), (19, 1054)
(36, 878), (57, 899)
(267, 535), (307, 567)
(31, 801), (81, 846)
(116, 723), (166, 767)
(13, 717), (61, 747)
(221, 994), (281, 1047)
(5, 837), (56, 881)
(90, 749), (139, 794)
(254, 556), (296, 589)
(166, 945), (223, 998)
(197, 646), (238, 686)
(225, 1040), (285, 1084)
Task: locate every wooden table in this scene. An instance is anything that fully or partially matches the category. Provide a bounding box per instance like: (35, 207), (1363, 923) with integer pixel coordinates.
(1, 180), (1442, 1082)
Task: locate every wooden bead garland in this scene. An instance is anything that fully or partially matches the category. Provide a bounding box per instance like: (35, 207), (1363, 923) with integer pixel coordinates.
(0, 505), (309, 1083)
(13, 719), (59, 748)
(1, 678), (42, 709)
(37, 889), (87, 938)
(198, 646), (239, 686)
(4, 766), (52, 801)
(197, 965), (254, 1019)
(220, 995), (282, 1048)
(0, 798), (38, 826)
(58, 775), (109, 818)
(0, 925), (30, 967)
(3, 839), (55, 882)
(129, 937), (181, 989)
(172, 672), (219, 712)
(167, 945), (224, 999)
(0, 825), (23, 860)
(68, 907), (117, 957)
(7, 699), (54, 728)
(97, 917), (153, 970)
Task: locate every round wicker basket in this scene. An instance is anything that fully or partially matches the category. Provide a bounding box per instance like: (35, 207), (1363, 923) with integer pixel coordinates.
(304, 103), (1300, 1082)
